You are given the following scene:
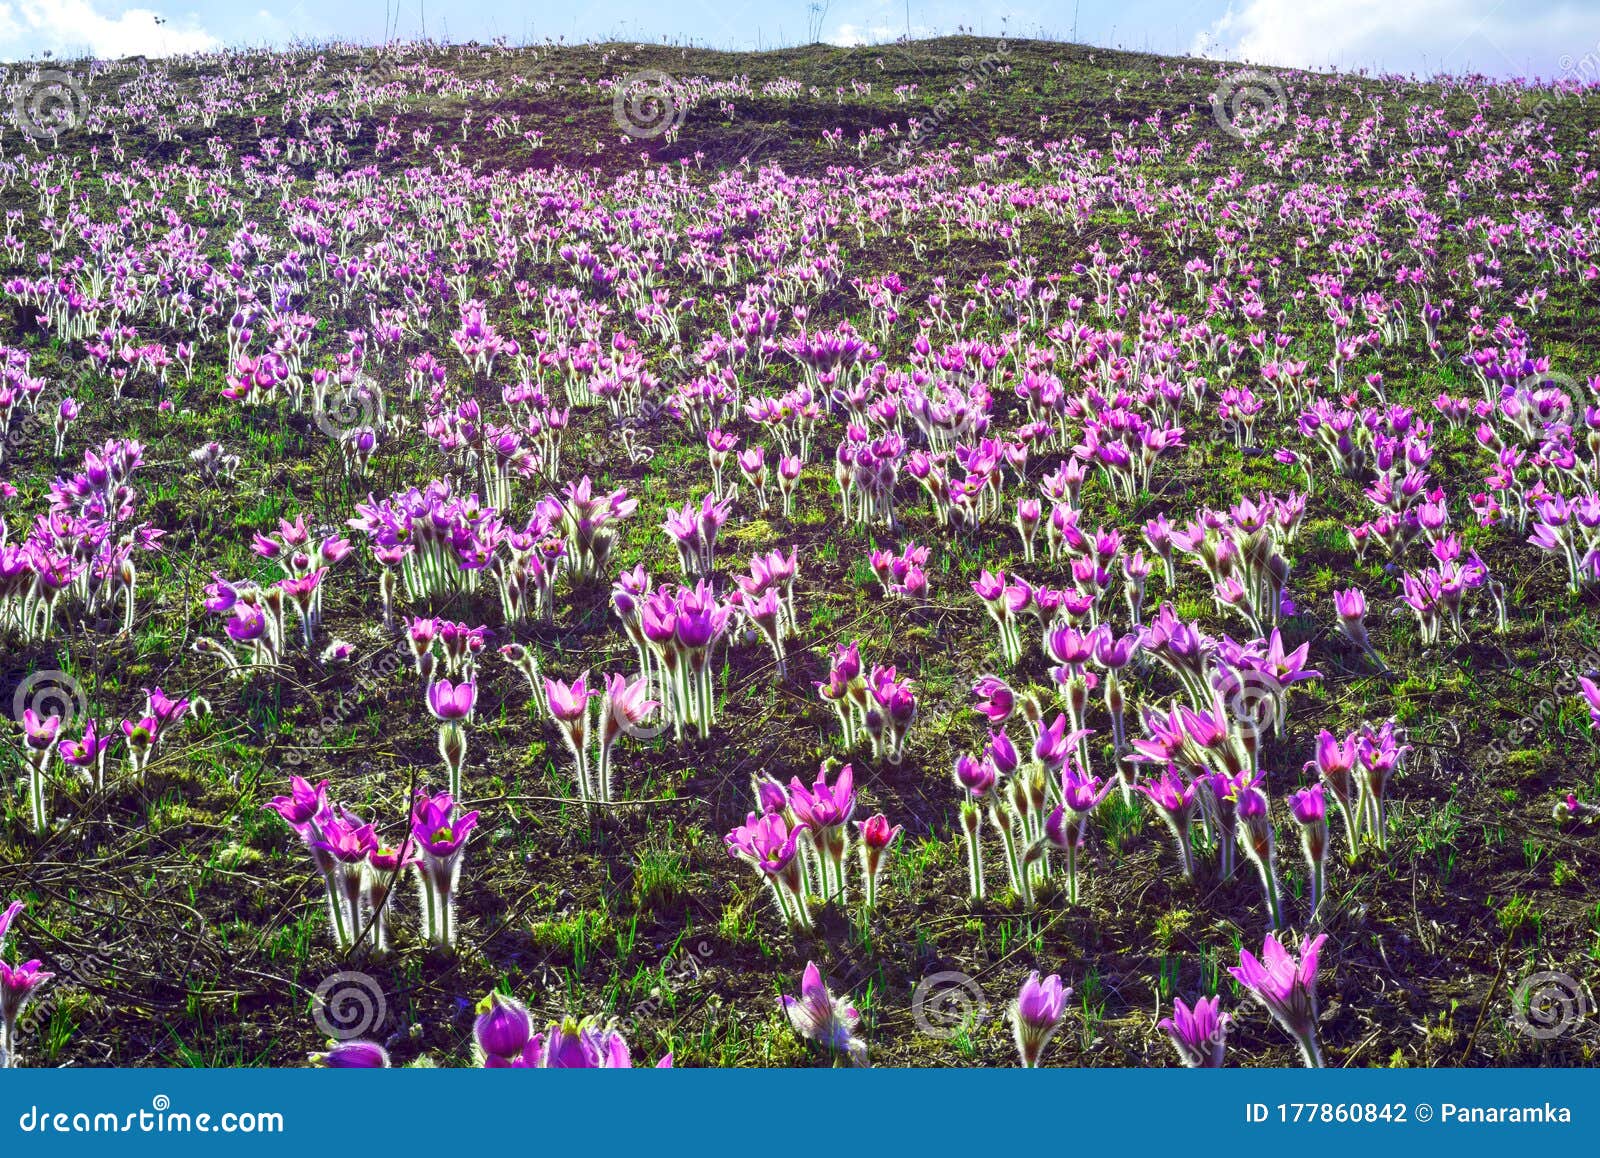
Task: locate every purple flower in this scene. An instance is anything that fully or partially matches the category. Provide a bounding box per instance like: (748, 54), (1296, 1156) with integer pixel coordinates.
(0, 958), (54, 1033)
(0, 900), (25, 958)
(265, 775), (329, 831)
(954, 753), (998, 798)
(426, 677), (477, 721)
(474, 991), (534, 1064)
(310, 1040), (391, 1068)
(1010, 970), (1070, 1067)
(751, 774), (789, 815)
(1289, 783), (1326, 824)
(411, 790), (480, 857)
(1229, 932), (1329, 1066)
(19, 710), (61, 752)
(781, 962), (867, 1065)
(724, 812), (802, 875)
(516, 1017), (637, 1068)
(1159, 996), (1230, 1067)
(788, 763), (855, 830)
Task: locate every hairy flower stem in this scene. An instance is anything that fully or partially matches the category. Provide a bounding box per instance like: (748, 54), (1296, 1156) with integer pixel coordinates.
(961, 803), (985, 900)
(1295, 1029), (1325, 1068)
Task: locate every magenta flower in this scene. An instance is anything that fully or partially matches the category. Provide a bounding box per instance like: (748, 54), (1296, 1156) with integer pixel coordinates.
(1290, 783), (1330, 918)
(411, 790), (478, 949)
(265, 775), (329, 833)
(19, 709), (60, 752)
(954, 753), (998, 799)
(725, 811), (810, 932)
(1159, 995), (1230, 1068)
(1229, 932), (1329, 1067)
(788, 762), (856, 830)
(854, 811), (901, 909)
(751, 774), (789, 815)
(1136, 764), (1198, 878)
(474, 991), (535, 1065)
(411, 791), (480, 858)
(309, 1040), (391, 1068)
(1010, 971), (1070, 1067)
(426, 677), (477, 721)
(1333, 587), (1371, 651)
(0, 958), (54, 1062)
(529, 1017), (637, 1068)
(781, 962), (867, 1066)
(972, 674), (1011, 719)
(725, 811), (802, 875)
(1580, 676), (1600, 730)
(0, 901), (25, 959)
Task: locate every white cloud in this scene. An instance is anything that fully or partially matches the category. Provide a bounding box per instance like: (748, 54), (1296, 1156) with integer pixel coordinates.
(826, 21), (926, 47)
(1195, 0), (1595, 79)
(0, 0), (220, 60)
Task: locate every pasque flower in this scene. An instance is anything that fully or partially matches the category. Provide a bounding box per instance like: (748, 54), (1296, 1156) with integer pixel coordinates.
(1159, 996), (1230, 1068)
(782, 962), (868, 1066)
(1038, 760), (1115, 905)
(470, 991), (669, 1068)
(1230, 932), (1329, 1067)
(1010, 971), (1070, 1067)
(1289, 783), (1330, 920)
(1305, 726), (1359, 849)
(427, 677), (477, 798)
(16, 709), (59, 834)
(1355, 720), (1410, 852)
(1136, 763), (1198, 879)
(0, 902), (23, 959)
(474, 990), (536, 1066)
(725, 811), (811, 933)
(789, 762), (856, 902)
(410, 790), (479, 950)
(595, 672), (658, 805)
(854, 812), (901, 911)
(0, 900), (51, 1069)
(1233, 783), (1283, 929)
(56, 719), (114, 790)
(309, 1040), (391, 1068)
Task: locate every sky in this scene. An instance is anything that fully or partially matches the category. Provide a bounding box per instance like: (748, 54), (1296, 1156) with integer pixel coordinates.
(0, 0), (1594, 79)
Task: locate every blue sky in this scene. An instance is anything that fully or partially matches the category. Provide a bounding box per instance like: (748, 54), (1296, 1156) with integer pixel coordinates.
(0, 0), (1594, 78)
